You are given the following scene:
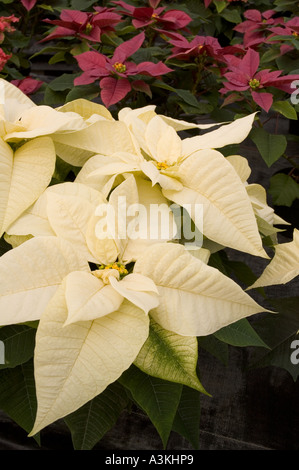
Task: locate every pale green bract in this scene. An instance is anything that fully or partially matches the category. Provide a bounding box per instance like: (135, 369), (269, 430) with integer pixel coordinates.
(0, 79), (298, 439)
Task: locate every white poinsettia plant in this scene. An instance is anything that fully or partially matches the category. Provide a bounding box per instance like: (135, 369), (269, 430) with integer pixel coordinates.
(0, 78), (298, 449)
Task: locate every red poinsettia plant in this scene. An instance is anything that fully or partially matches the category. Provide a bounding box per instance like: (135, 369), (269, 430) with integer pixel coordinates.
(220, 48), (299, 112)
(40, 8), (122, 43)
(112, 0), (192, 34)
(74, 31), (172, 106)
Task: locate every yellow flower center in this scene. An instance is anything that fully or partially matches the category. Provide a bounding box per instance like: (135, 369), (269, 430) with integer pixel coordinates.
(293, 31), (299, 37)
(92, 262), (128, 284)
(84, 22), (93, 34)
(249, 78), (260, 90)
(113, 62), (127, 73)
(155, 161), (169, 171)
(92, 268), (119, 284)
(152, 13), (158, 19)
(99, 262), (128, 275)
(198, 45), (203, 50)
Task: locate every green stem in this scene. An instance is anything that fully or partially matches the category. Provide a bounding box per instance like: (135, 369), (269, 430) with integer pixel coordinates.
(282, 153), (299, 171)
(146, 28), (157, 48)
(191, 62), (204, 96)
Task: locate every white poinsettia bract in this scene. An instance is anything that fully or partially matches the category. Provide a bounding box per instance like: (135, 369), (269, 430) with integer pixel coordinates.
(0, 81), (297, 439)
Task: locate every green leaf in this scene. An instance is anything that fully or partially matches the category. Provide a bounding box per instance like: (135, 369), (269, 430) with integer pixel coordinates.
(198, 335), (229, 366)
(64, 382), (129, 450)
(152, 81), (199, 106)
(8, 55), (20, 68)
(70, 41), (90, 56)
(260, 48), (282, 64)
(1, 65), (23, 80)
(221, 8), (242, 23)
(208, 250), (231, 276)
(172, 386), (201, 450)
(52, 156), (76, 183)
(214, 318), (270, 348)
(48, 73), (79, 91)
(152, 80), (176, 93)
(274, 0), (299, 11)
(100, 32), (123, 47)
(30, 46), (68, 61)
(215, 0), (227, 13)
(0, 325), (36, 370)
(226, 260), (259, 287)
(186, 0), (212, 18)
(272, 101), (298, 120)
(71, 0), (98, 9)
(176, 100), (214, 115)
(0, 236), (12, 256)
(115, 25), (137, 36)
(43, 86), (67, 106)
(269, 173), (299, 207)
(255, 214), (285, 237)
(152, 81), (214, 114)
(131, 46), (164, 63)
(134, 319), (207, 394)
(0, 360), (39, 441)
(175, 89), (200, 107)
(119, 365), (183, 448)
(37, 4), (54, 11)
(208, 251), (258, 287)
(276, 55), (299, 74)
(6, 30), (30, 48)
(250, 127), (287, 167)
(65, 84), (99, 103)
(267, 34), (294, 43)
(48, 51), (66, 65)
(250, 298), (299, 381)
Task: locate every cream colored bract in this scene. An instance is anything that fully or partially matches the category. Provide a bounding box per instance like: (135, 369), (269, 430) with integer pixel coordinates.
(0, 136), (56, 237)
(248, 229), (299, 288)
(77, 110), (268, 258)
(0, 81), (298, 439)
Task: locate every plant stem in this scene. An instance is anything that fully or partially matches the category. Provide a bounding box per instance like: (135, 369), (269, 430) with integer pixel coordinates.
(283, 153), (299, 171)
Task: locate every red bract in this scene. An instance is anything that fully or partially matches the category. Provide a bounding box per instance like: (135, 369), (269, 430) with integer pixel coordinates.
(20, 0), (37, 10)
(41, 9), (122, 43)
(113, 0), (192, 32)
(0, 48), (11, 71)
(267, 17), (299, 54)
(220, 48), (299, 112)
(269, 18), (299, 37)
(0, 15), (19, 31)
(0, 15), (19, 43)
(168, 34), (222, 61)
(235, 9), (280, 32)
(11, 77), (43, 95)
(234, 9), (284, 48)
(74, 31), (172, 107)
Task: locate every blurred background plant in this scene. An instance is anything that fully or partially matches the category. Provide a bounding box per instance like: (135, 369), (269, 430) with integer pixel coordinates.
(1, 1), (298, 201)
